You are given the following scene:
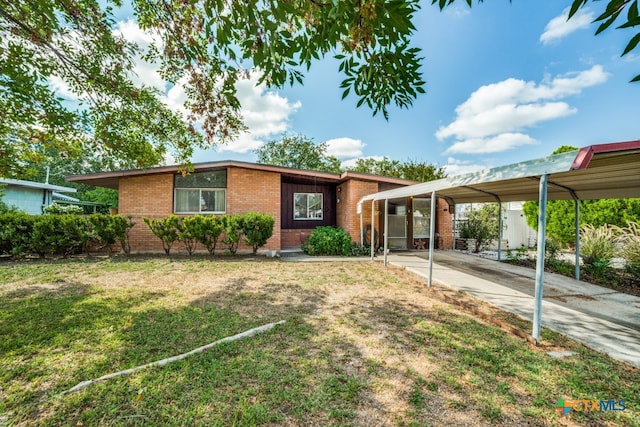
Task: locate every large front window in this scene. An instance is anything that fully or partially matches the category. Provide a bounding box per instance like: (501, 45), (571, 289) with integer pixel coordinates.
(174, 170), (226, 214)
(294, 193), (323, 220)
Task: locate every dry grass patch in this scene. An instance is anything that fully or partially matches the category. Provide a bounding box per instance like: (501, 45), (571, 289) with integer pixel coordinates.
(0, 257), (638, 426)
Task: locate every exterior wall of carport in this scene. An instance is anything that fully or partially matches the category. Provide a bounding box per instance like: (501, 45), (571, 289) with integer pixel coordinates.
(117, 167), (282, 253)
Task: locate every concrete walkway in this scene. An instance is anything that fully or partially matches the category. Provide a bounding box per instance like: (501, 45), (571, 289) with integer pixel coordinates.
(380, 251), (640, 368)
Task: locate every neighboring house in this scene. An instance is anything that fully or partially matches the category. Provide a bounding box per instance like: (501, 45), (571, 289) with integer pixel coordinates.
(0, 178), (77, 215)
(67, 160), (455, 253)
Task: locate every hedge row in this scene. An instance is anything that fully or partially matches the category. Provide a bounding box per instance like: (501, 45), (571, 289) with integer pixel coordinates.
(0, 212), (135, 258)
(144, 213), (275, 255)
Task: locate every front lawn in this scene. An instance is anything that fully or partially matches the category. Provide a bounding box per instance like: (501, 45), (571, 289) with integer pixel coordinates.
(0, 257), (638, 426)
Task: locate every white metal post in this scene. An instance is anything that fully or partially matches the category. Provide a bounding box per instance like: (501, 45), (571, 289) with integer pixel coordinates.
(370, 200), (375, 260)
(428, 192), (437, 288)
(575, 200), (581, 281)
(497, 202), (503, 261)
(384, 199), (389, 266)
(360, 210), (364, 246)
(532, 174), (548, 344)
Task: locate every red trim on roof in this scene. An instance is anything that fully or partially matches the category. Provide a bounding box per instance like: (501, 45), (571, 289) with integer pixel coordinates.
(571, 140), (640, 170)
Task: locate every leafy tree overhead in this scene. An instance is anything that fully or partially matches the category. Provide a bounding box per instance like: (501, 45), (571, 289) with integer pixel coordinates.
(2, 1), (638, 177)
(346, 157), (446, 182)
(254, 135), (342, 173)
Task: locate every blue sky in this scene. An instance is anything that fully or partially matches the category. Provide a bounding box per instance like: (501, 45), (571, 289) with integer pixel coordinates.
(107, 1), (640, 175)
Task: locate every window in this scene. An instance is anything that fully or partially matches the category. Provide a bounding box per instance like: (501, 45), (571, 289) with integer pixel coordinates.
(412, 198), (431, 238)
(174, 170), (226, 214)
(294, 193), (323, 220)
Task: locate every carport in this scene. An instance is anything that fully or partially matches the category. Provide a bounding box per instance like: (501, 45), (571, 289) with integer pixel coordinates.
(358, 140), (640, 344)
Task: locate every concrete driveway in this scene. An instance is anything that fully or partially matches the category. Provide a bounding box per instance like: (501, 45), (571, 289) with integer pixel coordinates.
(380, 250), (640, 368)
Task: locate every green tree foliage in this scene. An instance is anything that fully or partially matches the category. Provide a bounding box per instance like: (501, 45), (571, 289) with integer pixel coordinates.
(254, 135), (342, 173)
(459, 204), (500, 253)
(523, 146), (640, 246)
(1, 0), (424, 176)
(346, 157), (446, 182)
(2, 1), (637, 176)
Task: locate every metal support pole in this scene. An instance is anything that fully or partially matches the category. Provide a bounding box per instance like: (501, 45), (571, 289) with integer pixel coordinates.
(428, 192), (437, 288)
(384, 199), (389, 266)
(532, 174), (548, 344)
(360, 210), (364, 246)
(497, 202), (503, 261)
(370, 200), (375, 260)
(575, 200), (581, 281)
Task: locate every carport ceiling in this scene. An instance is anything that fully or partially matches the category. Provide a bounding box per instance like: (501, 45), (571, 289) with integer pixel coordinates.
(361, 140), (640, 205)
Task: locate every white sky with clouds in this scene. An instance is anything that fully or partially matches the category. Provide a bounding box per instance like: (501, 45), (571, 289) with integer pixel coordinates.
(72, 1), (640, 177)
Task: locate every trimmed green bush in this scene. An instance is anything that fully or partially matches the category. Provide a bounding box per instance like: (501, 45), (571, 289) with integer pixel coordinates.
(144, 215), (180, 255)
(178, 216), (200, 255)
(0, 212), (134, 258)
(302, 226), (353, 256)
(188, 215), (224, 255)
(221, 215), (242, 254)
(240, 212), (275, 255)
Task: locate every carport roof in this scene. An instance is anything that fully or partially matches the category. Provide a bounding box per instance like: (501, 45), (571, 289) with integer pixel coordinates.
(359, 140), (640, 205)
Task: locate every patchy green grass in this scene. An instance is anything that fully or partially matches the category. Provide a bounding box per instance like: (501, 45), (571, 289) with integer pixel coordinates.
(0, 257), (638, 426)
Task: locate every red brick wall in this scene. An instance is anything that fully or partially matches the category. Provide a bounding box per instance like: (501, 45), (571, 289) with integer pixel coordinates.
(119, 173), (174, 252)
(118, 168), (281, 253)
(281, 229), (314, 249)
(336, 180), (380, 244)
(226, 167), (281, 251)
(437, 198), (454, 249)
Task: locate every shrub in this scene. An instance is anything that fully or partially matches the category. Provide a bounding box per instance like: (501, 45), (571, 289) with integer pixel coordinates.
(144, 216), (180, 255)
(0, 212), (34, 256)
(222, 215), (243, 254)
(619, 221), (640, 276)
(302, 226), (353, 256)
(186, 215), (224, 255)
(459, 204), (500, 253)
(580, 224), (619, 266)
(31, 214), (89, 258)
(178, 216), (200, 255)
(240, 212), (275, 255)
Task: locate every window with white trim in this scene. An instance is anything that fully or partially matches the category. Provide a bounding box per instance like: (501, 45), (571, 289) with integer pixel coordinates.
(294, 193), (323, 220)
(174, 170), (226, 214)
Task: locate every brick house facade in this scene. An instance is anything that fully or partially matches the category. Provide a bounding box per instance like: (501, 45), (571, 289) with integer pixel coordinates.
(68, 161), (454, 254)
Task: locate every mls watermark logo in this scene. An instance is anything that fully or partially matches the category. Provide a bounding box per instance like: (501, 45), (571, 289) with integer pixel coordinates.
(556, 398), (627, 416)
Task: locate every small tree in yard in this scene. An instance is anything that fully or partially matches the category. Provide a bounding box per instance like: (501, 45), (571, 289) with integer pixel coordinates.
(144, 216), (180, 255)
(460, 204), (500, 253)
(240, 212), (275, 255)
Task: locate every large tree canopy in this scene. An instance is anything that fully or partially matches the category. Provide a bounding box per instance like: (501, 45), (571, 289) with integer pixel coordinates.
(346, 156), (446, 182)
(254, 135), (342, 173)
(2, 0), (638, 177)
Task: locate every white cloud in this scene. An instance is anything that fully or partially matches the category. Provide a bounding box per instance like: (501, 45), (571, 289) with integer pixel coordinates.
(113, 20), (166, 92)
(437, 66), (608, 154)
(218, 72), (301, 153)
(324, 138), (365, 158)
(340, 155), (385, 170)
(540, 7), (594, 45)
(443, 157), (486, 176)
(444, 133), (538, 155)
